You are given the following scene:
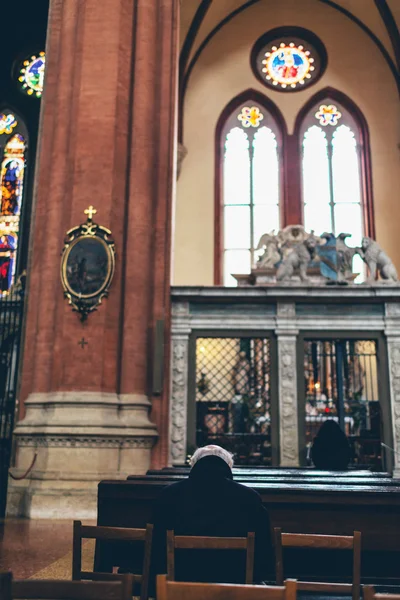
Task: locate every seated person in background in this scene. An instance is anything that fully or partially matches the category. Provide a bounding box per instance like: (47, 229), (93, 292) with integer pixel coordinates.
(151, 445), (273, 585)
(311, 419), (351, 470)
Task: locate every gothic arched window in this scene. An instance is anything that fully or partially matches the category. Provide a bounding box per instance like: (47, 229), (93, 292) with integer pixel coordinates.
(0, 110), (28, 295)
(216, 94), (284, 286)
(299, 94), (373, 279)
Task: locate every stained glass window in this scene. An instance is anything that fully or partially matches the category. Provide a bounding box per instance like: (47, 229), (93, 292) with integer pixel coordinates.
(315, 105), (342, 127)
(252, 29), (326, 93)
(222, 102), (281, 286)
(262, 43), (314, 89)
(0, 114), (28, 295)
(19, 52), (46, 97)
(0, 113), (18, 135)
(301, 100), (364, 280)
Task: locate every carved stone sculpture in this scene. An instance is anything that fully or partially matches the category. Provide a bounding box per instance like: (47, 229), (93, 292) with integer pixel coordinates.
(256, 231), (280, 268)
(276, 234), (318, 282)
(319, 232), (357, 283)
(357, 237), (398, 283)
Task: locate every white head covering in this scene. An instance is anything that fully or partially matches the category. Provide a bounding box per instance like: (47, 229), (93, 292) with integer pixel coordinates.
(190, 445), (234, 469)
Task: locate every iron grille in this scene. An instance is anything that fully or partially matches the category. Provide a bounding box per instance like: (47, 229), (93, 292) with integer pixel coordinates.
(195, 337), (272, 465)
(304, 339), (382, 469)
(0, 287), (24, 518)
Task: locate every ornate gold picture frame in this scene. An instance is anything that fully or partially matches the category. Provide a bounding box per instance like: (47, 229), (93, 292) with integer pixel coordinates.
(60, 206), (115, 321)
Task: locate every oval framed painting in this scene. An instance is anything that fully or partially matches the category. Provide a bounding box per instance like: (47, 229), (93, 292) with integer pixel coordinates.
(61, 207), (115, 320)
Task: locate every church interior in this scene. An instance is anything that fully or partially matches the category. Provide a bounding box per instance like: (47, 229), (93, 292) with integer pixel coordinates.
(1, 0), (400, 594)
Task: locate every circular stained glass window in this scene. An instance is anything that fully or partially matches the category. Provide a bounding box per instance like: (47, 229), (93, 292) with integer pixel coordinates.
(18, 52), (46, 97)
(251, 28), (327, 93)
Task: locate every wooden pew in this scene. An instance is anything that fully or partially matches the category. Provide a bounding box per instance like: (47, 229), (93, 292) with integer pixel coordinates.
(96, 469), (400, 584)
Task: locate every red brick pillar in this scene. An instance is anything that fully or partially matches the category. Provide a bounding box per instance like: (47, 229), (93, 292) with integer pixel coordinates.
(9, 0), (179, 517)
(119, 0), (179, 470)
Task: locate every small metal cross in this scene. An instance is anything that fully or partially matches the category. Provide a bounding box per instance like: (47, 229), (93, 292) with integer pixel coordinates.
(84, 205), (97, 220)
(78, 337), (88, 349)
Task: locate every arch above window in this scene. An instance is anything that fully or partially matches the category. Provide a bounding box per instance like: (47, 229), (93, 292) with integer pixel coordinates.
(215, 88), (374, 286)
(215, 91), (286, 286)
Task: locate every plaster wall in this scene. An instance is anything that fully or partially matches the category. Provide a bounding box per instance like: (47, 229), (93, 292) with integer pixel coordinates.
(174, 0), (400, 285)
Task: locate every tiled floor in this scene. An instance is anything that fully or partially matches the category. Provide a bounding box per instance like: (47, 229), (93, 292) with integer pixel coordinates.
(0, 519), (93, 578)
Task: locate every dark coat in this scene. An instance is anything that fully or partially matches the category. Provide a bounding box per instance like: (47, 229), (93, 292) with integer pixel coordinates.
(151, 456), (273, 586)
(311, 419), (351, 470)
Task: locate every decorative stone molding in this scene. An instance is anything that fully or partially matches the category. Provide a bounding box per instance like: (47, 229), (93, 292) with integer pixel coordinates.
(9, 389), (158, 517)
(16, 436), (154, 449)
(386, 303), (400, 318)
(277, 333), (299, 466)
(386, 335), (400, 476)
(169, 337), (189, 464)
(277, 302), (296, 319)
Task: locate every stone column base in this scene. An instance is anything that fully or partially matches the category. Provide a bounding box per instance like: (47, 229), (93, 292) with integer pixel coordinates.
(7, 392), (158, 518)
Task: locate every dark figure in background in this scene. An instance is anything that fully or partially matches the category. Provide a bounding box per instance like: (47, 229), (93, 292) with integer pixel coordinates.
(311, 419), (351, 470)
(151, 445), (273, 587)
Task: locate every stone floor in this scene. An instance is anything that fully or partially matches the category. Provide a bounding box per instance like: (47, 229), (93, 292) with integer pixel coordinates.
(0, 519), (95, 579)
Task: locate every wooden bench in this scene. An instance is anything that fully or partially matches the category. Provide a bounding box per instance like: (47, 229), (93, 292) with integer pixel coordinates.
(73, 521), (153, 600)
(157, 574), (297, 600)
(274, 529), (361, 600)
(96, 469), (400, 584)
(166, 531), (255, 583)
(0, 572), (133, 600)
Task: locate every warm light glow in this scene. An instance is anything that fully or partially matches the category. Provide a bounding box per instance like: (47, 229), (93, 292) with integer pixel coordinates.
(0, 134), (26, 295)
(19, 52), (45, 98)
(237, 106), (264, 128)
(0, 114), (18, 135)
(261, 43), (313, 88)
(223, 117), (281, 286)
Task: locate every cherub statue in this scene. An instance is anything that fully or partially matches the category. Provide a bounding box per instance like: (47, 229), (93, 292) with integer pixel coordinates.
(357, 237), (398, 283)
(255, 231), (281, 268)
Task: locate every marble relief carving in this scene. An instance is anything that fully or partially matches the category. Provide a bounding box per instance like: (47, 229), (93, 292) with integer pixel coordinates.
(387, 337), (400, 472)
(170, 338), (189, 463)
(278, 335), (299, 465)
(17, 436), (154, 448)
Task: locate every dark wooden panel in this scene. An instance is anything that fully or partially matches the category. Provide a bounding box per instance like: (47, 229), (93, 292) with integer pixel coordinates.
(96, 470), (400, 583)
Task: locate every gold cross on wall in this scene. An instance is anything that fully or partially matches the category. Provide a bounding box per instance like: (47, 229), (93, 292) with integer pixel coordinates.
(84, 205), (97, 221)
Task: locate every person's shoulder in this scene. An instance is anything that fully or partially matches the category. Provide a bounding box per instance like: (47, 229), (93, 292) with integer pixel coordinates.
(159, 478), (189, 497)
(152, 478), (189, 517)
(226, 478), (263, 504)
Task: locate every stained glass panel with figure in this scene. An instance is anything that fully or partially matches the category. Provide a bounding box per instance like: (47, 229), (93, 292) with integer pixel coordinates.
(0, 118), (27, 295)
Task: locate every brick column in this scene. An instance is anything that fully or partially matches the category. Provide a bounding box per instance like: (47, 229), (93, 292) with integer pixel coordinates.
(119, 0), (179, 469)
(9, 0), (179, 517)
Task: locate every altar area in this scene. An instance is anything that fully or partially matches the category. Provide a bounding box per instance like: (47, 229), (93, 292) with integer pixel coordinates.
(170, 284), (400, 474)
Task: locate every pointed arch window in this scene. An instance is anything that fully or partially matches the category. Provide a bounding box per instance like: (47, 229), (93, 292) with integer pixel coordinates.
(0, 111), (28, 295)
(218, 100), (283, 286)
(300, 98), (370, 278)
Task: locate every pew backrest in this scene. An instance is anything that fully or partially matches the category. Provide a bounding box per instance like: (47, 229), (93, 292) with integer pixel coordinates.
(157, 574), (297, 600)
(72, 521), (153, 600)
(166, 531), (255, 584)
(274, 528), (361, 600)
(9, 575), (132, 600)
